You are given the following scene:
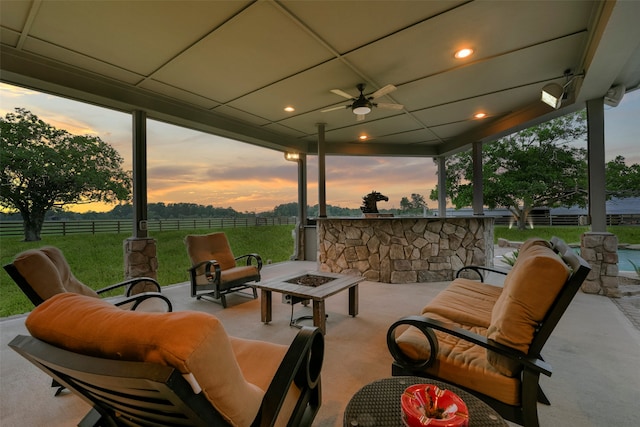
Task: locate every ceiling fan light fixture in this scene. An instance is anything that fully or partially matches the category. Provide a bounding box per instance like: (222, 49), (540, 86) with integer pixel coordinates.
(352, 95), (372, 115)
(541, 83), (564, 109)
(353, 105), (372, 115)
(326, 83), (400, 118)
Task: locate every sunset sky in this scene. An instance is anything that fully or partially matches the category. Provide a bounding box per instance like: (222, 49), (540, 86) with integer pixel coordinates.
(1, 82), (639, 214)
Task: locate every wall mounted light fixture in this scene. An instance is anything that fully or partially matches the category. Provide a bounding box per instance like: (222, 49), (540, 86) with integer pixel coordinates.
(541, 83), (564, 109)
(541, 70), (585, 109)
(284, 152), (300, 161)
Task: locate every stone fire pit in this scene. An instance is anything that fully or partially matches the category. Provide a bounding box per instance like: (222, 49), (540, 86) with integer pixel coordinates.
(285, 274), (334, 287)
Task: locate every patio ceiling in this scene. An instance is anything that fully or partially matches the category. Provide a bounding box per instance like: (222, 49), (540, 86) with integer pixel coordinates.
(1, 0), (639, 158)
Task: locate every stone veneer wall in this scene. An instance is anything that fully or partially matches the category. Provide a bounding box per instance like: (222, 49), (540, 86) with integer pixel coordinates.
(580, 232), (619, 297)
(317, 217), (494, 283)
(123, 237), (159, 294)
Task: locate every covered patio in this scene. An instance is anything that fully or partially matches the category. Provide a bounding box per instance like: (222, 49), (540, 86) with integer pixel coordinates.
(1, 257), (639, 426)
(2, 2), (640, 425)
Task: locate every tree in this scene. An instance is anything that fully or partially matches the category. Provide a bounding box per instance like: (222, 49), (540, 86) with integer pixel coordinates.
(1, 108), (131, 241)
(430, 111), (640, 229)
(606, 156), (640, 198)
(400, 193), (429, 214)
(431, 112), (589, 229)
(399, 197), (411, 211)
(273, 202), (299, 217)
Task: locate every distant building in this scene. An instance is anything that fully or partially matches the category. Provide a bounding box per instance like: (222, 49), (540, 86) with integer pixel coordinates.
(443, 197), (640, 225)
(443, 197), (640, 216)
(550, 197), (640, 215)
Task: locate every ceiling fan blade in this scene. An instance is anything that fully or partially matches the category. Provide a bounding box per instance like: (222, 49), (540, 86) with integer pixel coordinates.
(321, 105), (348, 113)
(370, 84), (397, 99)
(330, 89), (355, 99)
(377, 102), (404, 110)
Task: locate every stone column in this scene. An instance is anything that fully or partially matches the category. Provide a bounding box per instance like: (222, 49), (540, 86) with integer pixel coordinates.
(123, 237), (158, 294)
(580, 232), (619, 297)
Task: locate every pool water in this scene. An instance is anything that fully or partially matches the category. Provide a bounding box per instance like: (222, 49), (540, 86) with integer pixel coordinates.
(618, 249), (640, 272)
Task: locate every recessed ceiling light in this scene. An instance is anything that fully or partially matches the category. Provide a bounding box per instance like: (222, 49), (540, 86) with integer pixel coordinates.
(284, 106), (295, 112)
(454, 48), (474, 59)
(359, 135), (368, 141)
(474, 112), (487, 119)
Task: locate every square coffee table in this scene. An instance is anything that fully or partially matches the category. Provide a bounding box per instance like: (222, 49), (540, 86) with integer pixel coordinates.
(253, 271), (364, 335)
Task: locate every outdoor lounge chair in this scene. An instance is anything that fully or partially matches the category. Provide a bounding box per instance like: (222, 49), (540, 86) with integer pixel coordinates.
(386, 237), (591, 427)
(10, 292), (323, 427)
(4, 246), (172, 313)
(185, 232), (262, 307)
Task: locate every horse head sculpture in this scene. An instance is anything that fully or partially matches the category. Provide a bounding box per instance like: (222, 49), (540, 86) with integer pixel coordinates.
(360, 191), (389, 213)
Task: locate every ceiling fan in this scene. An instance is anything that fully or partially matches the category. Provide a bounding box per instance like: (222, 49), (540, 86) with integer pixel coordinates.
(322, 83), (404, 120)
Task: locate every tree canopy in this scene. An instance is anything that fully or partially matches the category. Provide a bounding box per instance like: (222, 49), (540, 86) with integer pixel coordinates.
(0, 108), (131, 240)
(400, 193), (429, 214)
(430, 111), (640, 229)
(606, 155), (640, 198)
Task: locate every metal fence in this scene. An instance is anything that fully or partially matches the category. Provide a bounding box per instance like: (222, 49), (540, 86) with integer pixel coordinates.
(1, 213), (637, 237)
(0, 217), (297, 237)
(491, 213), (640, 227)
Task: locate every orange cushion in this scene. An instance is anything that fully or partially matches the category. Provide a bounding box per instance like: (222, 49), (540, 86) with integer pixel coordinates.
(192, 265), (259, 287)
(421, 278), (502, 328)
(221, 265), (260, 284)
(230, 337), (300, 427)
(185, 233), (237, 274)
(487, 242), (569, 375)
(13, 247), (99, 300)
(395, 312), (520, 406)
(25, 293), (267, 427)
(516, 237), (551, 256)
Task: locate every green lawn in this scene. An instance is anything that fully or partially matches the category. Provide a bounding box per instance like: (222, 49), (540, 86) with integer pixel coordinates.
(1, 225), (637, 317)
(492, 225), (640, 246)
(0, 225), (295, 317)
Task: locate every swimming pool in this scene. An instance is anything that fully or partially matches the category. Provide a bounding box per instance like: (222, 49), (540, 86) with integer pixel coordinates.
(618, 249), (640, 272)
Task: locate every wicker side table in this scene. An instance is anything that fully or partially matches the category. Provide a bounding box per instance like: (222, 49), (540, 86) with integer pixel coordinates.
(344, 376), (507, 427)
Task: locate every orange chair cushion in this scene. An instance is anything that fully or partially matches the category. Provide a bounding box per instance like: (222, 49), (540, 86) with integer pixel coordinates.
(185, 232), (237, 274)
(395, 312), (520, 406)
(13, 246), (99, 300)
(25, 293), (288, 427)
(221, 265), (260, 284)
(421, 278), (502, 328)
(191, 265), (259, 287)
(229, 336), (299, 427)
(486, 239), (569, 375)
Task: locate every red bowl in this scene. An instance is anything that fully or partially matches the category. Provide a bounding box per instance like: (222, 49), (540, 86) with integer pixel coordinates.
(401, 384), (469, 427)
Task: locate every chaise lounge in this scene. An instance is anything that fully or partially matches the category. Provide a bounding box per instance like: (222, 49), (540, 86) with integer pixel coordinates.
(10, 292), (324, 427)
(4, 246), (172, 312)
(387, 237), (591, 427)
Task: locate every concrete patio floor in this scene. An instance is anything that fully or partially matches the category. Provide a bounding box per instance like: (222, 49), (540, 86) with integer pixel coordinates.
(1, 259), (639, 427)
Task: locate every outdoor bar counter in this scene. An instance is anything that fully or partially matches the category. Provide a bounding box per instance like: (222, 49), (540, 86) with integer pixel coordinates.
(317, 216), (494, 283)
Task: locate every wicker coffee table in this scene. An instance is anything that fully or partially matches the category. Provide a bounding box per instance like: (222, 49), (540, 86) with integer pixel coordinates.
(344, 376), (507, 427)
(253, 271), (363, 335)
